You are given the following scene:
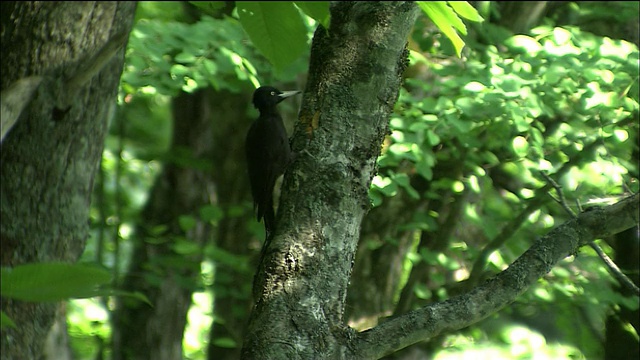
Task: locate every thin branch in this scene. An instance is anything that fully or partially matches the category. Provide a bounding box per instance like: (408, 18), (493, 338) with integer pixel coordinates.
(352, 193), (639, 359)
(541, 171), (576, 218)
(1, 76), (43, 142)
(57, 30), (130, 109)
(467, 196), (546, 285)
(541, 171), (639, 297)
(467, 140), (602, 284)
(589, 241), (640, 297)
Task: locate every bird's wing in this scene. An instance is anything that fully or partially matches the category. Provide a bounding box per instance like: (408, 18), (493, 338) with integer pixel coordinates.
(245, 121), (270, 221)
(246, 114), (292, 228)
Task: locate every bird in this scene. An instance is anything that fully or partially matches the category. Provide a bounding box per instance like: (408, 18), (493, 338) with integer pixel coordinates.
(245, 86), (300, 238)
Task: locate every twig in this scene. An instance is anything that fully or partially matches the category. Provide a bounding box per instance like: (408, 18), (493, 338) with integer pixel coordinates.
(467, 140), (602, 285)
(57, 30), (130, 109)
(540, 171), (577, 218)
(541, 171), (639, 297)
(589, 240), (640, 297)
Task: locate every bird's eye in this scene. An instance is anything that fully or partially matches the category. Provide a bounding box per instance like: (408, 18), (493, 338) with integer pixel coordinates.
(270, 91), (275, 96)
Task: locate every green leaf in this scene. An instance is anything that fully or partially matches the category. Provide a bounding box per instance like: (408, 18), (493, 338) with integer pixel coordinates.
(1, 262), (112, 302)
(178, 215), (197, 231)
(1, 311), (16, 329)
(553, 27), (572, 45)
(512, 136), (529, 158)
(416, 158), (434, 180)
(463, 81), (486, 93)
(372, 175), (398, 197)
(447, 1), (484, 22)
(172, 237), (201, 256)
(423, 2), (467, 34)
(392, 173), (420, 199)
(174, 52), (197, 64)
(199, 205), (224, 223)
(418, 1), (467, 57)
(369, 190), (383, 207)
(426, 129), (440, 146)
(418, 1), (466, 57)
(111, 290), (152, 306)
(212, 336), (237, 348)
(505, 35), (543, 55)
(237, 2), (308, 70)
(414, 283), (432, 300)
(294, 1), (330, 29)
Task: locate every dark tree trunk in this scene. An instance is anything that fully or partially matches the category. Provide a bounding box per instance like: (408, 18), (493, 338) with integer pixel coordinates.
(112, 89), (219, 360)
(496, 1), (549, 34)
(242, 3), (421, 358)
(604, 224), (640, 359)
(205, 87), (257, 360)
(0, 2), (136, 359)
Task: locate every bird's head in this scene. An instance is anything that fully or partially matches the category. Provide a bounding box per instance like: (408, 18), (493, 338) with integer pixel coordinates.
(252, 86), (300, 111)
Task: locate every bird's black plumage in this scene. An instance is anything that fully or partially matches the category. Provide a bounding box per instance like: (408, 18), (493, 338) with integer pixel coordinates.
(245, 86), (300, 237)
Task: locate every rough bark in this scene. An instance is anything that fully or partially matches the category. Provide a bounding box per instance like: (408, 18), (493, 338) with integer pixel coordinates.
(242, 2), (421, 359)
(112, 89), (218, 360)
(0, 2), (136, 359)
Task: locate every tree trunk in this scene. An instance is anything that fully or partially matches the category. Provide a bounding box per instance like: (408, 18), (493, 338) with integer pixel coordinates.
(242, 2), (421, 358)
(604, 226), (640, 359)
(0, 2), (136, 359)
(496, 1), (548, 34)
(112, 89), (219, 360)
(205, 87), (257, 360)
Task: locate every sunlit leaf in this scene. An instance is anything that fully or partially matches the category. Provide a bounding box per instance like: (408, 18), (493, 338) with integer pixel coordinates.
(512, 136), (529, 158)
(447, 1), (484, 22)
(463, 81), (486, 92)
(418, 1), (467, 57)
(505, 35), (543, 55)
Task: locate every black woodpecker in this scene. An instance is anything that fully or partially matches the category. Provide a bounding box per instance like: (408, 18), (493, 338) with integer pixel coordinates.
(245, 86), (300, 237)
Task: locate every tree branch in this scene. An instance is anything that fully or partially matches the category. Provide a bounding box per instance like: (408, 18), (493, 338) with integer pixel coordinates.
(57, 30), (130, 109)
(352, 193), (639, 359)
(468, 139), (601, 284)
(543, 171), (639, 296)
(1, 76), (43, 142)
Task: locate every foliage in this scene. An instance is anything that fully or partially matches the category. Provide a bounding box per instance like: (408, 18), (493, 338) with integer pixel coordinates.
(121, 15), (262, 96)
(371, 16), (638, 359)
(417, 1), (484, 57)
(237, 2), (327, 71)
(375, 24), (638, 215)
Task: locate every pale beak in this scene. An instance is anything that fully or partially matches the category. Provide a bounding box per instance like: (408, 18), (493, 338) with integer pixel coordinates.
(278, 90), (301, 99)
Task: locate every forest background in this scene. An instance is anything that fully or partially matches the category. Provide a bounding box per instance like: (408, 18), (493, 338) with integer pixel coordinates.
(1, 1), (638, 359)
